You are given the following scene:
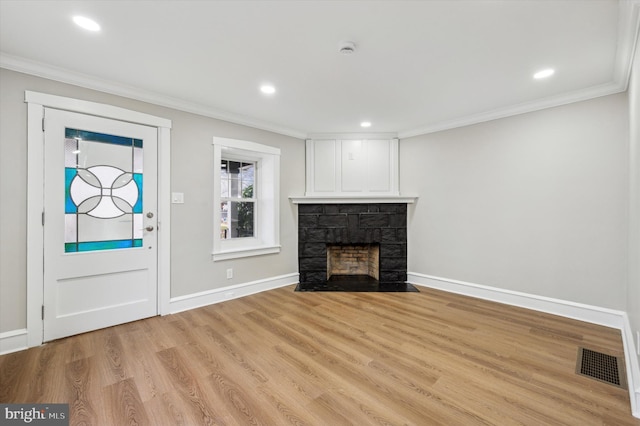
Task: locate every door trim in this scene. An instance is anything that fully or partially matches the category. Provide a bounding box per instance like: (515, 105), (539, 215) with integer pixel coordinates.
(25, 91), (172, 347)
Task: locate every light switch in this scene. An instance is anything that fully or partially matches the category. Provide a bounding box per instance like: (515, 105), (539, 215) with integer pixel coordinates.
(171, 192), (184, 204)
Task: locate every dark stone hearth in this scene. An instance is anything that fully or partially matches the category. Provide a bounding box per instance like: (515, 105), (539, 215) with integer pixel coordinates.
(296, 275), (418, 292)
(297, 203), (408, 289)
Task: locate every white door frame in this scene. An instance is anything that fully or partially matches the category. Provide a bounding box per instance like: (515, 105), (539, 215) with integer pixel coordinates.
(25, 91), (172, 347)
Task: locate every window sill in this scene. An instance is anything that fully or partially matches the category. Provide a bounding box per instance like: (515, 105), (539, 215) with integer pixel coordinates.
(212, 245), (281, 261)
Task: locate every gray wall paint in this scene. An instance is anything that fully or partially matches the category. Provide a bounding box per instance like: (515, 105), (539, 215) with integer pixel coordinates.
(0, 68), (305, 333)
(0, 66), (633, 336)
(0, 70), (27, 332)
(400, 93), (629, 309)
(628, 38), (640, 366)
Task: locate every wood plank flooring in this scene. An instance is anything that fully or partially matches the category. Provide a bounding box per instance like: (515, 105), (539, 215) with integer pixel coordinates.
(1, 285), (638, 425)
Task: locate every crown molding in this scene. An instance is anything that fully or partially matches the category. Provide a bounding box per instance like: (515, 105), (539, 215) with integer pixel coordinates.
(0, 53), (307, 140)
(398, 81), (626, 139)
(3, 0), (638, 142)
(399, 1), (640, 139)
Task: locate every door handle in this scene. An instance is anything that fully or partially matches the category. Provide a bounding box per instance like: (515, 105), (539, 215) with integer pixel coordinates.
(145, 225), (154, 232)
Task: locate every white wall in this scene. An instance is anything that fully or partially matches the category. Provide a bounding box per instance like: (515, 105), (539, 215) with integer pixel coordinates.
(628, 35), (640, 369)
(0, 68), (305, 333)
(400, 93), (629, 309)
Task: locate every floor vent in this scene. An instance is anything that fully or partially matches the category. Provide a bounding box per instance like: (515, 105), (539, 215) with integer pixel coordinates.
(576, 347), (626, 388)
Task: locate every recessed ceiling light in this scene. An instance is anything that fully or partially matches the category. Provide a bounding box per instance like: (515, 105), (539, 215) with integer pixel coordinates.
(533, 68), (555, 79)
(73, 16), (101, 32)
(260, 84), (276, 95)
(360, 121), (372, 128)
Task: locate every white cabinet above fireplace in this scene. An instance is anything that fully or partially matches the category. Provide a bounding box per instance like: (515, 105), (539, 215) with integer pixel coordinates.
(305, 138), (399, 197)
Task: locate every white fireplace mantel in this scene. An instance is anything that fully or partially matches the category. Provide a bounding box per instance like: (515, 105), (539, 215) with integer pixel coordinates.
(289, 195), (418, 204)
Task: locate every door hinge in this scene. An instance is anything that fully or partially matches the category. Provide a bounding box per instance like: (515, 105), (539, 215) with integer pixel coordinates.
(42, 211), (45, 226)
(42, 117), (45, 132)
(41, 305), (45, 320)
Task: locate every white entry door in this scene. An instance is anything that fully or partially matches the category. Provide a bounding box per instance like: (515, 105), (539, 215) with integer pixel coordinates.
(43, 108), (158, 342)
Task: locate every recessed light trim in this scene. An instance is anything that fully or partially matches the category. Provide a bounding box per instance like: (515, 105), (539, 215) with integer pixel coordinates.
(73, 16), (101, 32)
(360, 121), (372, 128)
(260, 84), (276, 95)
(533, 68), (555, 79)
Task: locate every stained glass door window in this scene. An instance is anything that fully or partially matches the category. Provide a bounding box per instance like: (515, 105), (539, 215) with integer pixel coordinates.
(64, 128), (143, 252)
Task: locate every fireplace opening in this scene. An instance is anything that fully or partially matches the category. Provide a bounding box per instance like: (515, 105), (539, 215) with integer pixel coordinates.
(327, 244), (380, 280)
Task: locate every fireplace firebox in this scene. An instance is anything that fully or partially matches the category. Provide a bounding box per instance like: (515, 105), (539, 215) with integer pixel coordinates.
(327, 243), (380, 280)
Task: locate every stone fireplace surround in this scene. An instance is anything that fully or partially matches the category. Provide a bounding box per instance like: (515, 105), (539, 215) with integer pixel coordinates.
(297, 203), (407, 285)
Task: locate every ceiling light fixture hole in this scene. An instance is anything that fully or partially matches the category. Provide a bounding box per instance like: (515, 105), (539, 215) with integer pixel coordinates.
(339, 41), (356, 55)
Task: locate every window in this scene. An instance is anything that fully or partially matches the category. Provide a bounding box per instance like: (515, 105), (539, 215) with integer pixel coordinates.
(213, 137), (280, 260)
(220, 160), (255, 239)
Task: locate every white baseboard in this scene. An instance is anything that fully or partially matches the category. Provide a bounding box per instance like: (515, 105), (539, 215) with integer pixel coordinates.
(168, 272), (299, 314)
(408, 272), (625, 328)
(0, 328), (28, 355)
(622, 314), (640, 418)
(408, 272), (639, 419)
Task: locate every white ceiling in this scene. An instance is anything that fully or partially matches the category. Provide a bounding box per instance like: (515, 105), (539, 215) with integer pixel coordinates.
(1, 1), (638, 139)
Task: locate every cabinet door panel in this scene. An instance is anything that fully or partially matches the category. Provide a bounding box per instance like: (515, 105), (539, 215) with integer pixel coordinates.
(312, 140), (337, 192)
(367, 139), (391, 192)
(341, 140), (364, 192)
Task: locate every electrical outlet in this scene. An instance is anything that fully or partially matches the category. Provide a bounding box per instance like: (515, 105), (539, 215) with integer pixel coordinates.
(226, 268), (233, 279)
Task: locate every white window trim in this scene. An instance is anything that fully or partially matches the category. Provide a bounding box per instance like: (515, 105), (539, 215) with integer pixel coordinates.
(213, 137), (280, 261)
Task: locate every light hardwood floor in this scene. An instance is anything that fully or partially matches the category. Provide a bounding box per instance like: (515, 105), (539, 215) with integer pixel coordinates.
(1, 285), (638, 425)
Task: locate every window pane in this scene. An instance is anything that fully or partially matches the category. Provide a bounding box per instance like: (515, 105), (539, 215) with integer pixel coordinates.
(64, 128), (143, 253)
(241, 162), (254, 185)
(221, 179), (229, 197)
(229, 176), (241, 198)
(220, 201), (229, 239)
(219, 157), (256, 240)
(220, 160), (229, 179)
(228, 161), (241, 175)
(229, 201), (254, 238)
(242, 182), (253, 198)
